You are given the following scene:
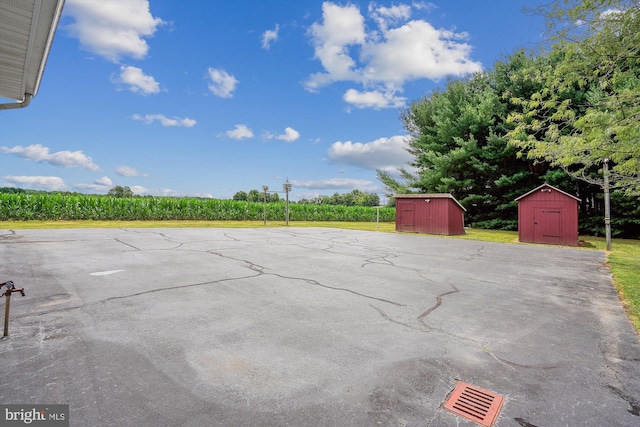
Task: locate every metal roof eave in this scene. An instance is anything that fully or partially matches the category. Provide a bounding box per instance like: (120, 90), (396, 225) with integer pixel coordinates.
(394, 193), (467, 212)
(514, 183), (581, 202)
(0, 0), (65, 108)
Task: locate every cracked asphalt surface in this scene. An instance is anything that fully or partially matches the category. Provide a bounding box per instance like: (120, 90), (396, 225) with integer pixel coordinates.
(1, 227), (638, 426)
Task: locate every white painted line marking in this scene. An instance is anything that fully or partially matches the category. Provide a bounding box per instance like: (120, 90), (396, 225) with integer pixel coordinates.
(90, 270), (125, 276)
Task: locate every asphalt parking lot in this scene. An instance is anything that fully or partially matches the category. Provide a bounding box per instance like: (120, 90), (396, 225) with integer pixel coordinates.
(1, 227), (638, 426)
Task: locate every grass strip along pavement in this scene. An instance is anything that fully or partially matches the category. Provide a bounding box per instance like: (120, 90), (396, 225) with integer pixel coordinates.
(1, 220), (638, 334)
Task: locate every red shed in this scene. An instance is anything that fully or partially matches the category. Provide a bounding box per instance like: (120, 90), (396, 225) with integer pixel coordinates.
(395, 194), (466, 235)
(515, 183), (580, 246)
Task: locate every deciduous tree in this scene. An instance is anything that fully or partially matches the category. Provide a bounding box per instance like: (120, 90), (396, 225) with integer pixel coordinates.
(107, 185), (133, 198)
(233, 191), (247, 201)
(508, 0), (640, 193)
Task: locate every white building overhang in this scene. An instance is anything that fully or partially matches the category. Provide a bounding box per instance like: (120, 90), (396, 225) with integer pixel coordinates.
(0, 0), (65, 109)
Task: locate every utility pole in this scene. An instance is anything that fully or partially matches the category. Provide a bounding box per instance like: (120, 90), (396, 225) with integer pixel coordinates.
(603, 158), (612, 251)
(283, 179), (292, 226)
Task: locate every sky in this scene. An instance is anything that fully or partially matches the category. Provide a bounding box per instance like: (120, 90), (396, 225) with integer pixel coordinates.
(0, 0), (547, 202)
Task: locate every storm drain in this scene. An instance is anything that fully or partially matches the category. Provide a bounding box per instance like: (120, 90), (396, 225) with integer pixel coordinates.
(443, 381), (504, 427)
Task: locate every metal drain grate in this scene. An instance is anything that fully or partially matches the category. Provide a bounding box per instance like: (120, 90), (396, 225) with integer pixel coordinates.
(443, 381), (504, 427)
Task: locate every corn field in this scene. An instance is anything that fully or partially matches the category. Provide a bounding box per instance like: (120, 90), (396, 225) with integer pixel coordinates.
(0, 193), (395, 222)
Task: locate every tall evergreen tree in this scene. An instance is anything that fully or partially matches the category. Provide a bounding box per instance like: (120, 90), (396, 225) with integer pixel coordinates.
(393, 53), (556, 229)
(379, 49), (639, 237)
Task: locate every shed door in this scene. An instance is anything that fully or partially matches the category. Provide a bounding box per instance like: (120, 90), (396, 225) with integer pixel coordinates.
(533, 207), (562, 244)
(397, 200), (415, 231)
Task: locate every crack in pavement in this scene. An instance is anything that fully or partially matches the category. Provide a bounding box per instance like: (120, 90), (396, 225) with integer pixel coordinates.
(11, 273), (262, 320)
(370, 288), (549, 374)
(271, 271), (405, 306)
(482, 350), (558, 370)
(114, 238), (141, 251)
(0, 230), (22, 241)
(369, 279), (462, 334)
(207, 250), (405, 307)
(459, 245), (485, 261)
(607, 385), (640, 416)
(223, 232), (241, 242)
(120, 228), (177, 241)
(1, 238), (98, 244)
(267, 229), (397, 259)
(13, 241), (405, 321)
(361, 254), (398, 268)
(417, 282), (460, 328)
(369, 305), (426, 332)
(515, 418), (540, 427)
(117, 229), (186, 250)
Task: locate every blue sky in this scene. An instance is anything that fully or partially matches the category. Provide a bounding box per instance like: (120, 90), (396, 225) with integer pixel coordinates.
(1, 0), (546, 202)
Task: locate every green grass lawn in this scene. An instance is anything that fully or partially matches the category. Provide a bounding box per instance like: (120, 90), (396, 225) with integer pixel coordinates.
(1, 220), (638, 333)
(605, 239), (640, 331)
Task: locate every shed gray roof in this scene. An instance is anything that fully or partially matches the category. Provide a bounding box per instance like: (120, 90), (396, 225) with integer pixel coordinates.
(394, 193), (467, 212)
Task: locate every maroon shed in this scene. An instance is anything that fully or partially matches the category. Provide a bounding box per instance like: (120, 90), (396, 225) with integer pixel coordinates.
(515, 183), (580, 246)
(395, 194), (466, 235)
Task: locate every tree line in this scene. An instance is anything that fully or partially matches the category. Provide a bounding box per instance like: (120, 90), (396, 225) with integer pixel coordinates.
(298, 190), (380, 207)
(233, 189), (380, 207)
(378, 0), (639, 238)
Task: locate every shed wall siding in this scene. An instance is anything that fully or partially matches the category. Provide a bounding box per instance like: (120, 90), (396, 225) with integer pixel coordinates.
(448, 203), (465, 233)
(418, 198), (447, 235)
(396, 200), (415, 232)
(395, 196), (465, 235)
(517, 186), (579, 246)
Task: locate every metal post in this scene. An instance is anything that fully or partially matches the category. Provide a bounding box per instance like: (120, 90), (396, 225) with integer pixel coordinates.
(285, 190), (290, 225)
(4, 293), (10, 337)
(1, 281), (24, 338)
(262, 186), (269, 226)
(283, 179), (292, 226)
(604, 159), (612, 251)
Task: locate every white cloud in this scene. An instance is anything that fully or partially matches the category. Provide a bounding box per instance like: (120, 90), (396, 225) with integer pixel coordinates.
(64, 0), (164, 62)
(114, 66), (160, 95)
(360, 20), (480, 83)
(368, 3), (412, 32)
(225, 124), (254, 140)
(413, 2), (438, 12)
(343, 89), (406, 109)
(600, 8), (622, 18)
(306, 2), (366, 91)
(327, 135), (413, 173)
(130, 185), (149, 195)
(74, 184), (104, 192)
(116, 165), (148, 177)
(262, 24), (279, 49)
(276, 127), (300, 142)
(305, 2), (482, 108)
(132, 113), (196, 127)
(129, 185), (212, 198)
(1, 144), (99, 171)
(291, 178), (376, 191)
(75, 176), (114, 192)
(207, 68), (238, 98)
(159, 188), (213, 198)
(5, 176), (67, 191)
(95, 176), (113, 186)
